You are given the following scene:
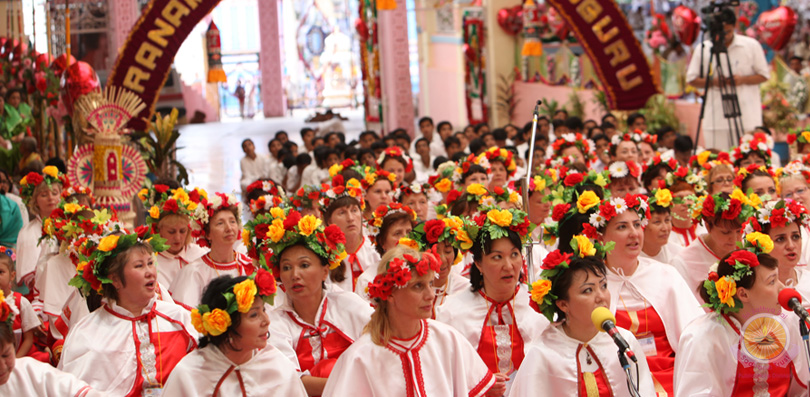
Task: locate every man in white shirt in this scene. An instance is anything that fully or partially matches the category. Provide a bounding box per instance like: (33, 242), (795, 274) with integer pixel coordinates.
(412, 138), (436, 184)
(686, 9), (769, 151)
(239, 139), (268, 193)
(411, 117), (448, 159)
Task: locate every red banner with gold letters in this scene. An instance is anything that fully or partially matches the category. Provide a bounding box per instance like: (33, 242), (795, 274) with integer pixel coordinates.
(108, 0), (222, 130)
(544, 0), (657, 110)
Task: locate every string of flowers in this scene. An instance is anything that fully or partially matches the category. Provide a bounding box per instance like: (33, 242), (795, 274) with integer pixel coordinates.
(191, 267), (277, 337)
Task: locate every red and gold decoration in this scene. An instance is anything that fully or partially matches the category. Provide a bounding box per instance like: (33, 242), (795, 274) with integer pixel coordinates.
(462, 9), (487, 125)
(357, 0), (382, 123)
(205, 21), (227, 83)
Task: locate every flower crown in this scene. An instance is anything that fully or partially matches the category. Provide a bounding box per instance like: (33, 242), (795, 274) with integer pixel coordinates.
(786, 128), (810, 146)
(464, 183), (494, 207)
(607, 160), (641, 181)
(545, 155), (578, 169)
(691, 189), (761, 225)
(733, 132), (772, 166)
(69, 227), (168, 296)
(142, 186), (206, 227)
(506, 170), (557, 199)
(367, 249), (441, 302)
(689, 150), (731, 171)
(369, 203), (417, 237)
(377, 146), (413, 173)
(661, 165), (707, 194)
(322, 177), (365, 210)
(465, 206), (532, 246)
(746, 199), (810, 233)
(290, 184), (327, 210)
(703, 233), (772, 313)
(455, 153), (491, 182)
(588, 194), (650, 232)
(643, 154), (679, 174)
(552, 133), (594, 162)
(245, 179), (285, 198)
(245, 207), (347, 271)
(428, 161), (457, 193)
(413, 216), (475, 252)
(486, 186), (523, 209)
(328, 158), (359, 178)
(190, 192), (241, 248)
(529, 235), (614, 321)
(19, 166), (68, 204)
(249, 194), (286, 215)
(734, 162), (772, 184)
(41, 201), (111, 248)
(610, 130), (644, 146)
(548, 170), (609, 210)
(480, 146), (517, 177)
(0, 290), (19, 327)
(648, 188), (678, 212)
(191, 268), (277, 337)
(61, 185), (95, 206)
(775, 161), (810, 186)
(395, 182), (430, 202)
(362, 168), (397, 189)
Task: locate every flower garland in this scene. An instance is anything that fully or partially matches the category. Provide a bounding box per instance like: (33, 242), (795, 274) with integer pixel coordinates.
(732, 164), (776, 192)
(587, 194), (651, 232)
(61, 185), (95, 206)
(454, 153), (491, 183)
(290, 184), (327, 211)
(552, 133), (594, 163)
(369, 203), (417, 237)
(648, 188), (677, 212)
(643, 154), (679, 175)
(41, 201), (111, 250)
(463, 183), (495, 208)
(377, 146), (414, 173)
(249, 194), (286, 215)
(775, 160), (810, 186)
(191, 268), (277, 337)
(607, 160), (641, 181)
(245, 179), (286, 201)
(0, 290), (19, 327)
(367, 249), (441, 302)
(428, 161), (457, 193)
(689, 150), (732, 174)
(395, 182), (430, 202)
(663, 165), (707, 195)
(746, 199), (810, 233)
(0, 246), (15, 262)
(732, 132), (772, 167)
(691, 189), (761, 226)
(244, 207), (347, 271)
(322, 177), (365, 210)
(141, 185), (206, 227)
(479, 146), (517, 178)
(702, 233), (773, 313)
(544, 155), (579, 169)
(19, 165), (68, 204)
(529, 235), (614, 321)
(485, 186), (523, 209)
(548, 170), (609, 207)
(69, 227), (168, 296)
(610, 130), (644, 146)
(328, 158), (359, 178)
(362, 169), (397, 190)
(464, 206), (532, 246)
(786, 127), (810, 146)
(190, 192), (241, 248)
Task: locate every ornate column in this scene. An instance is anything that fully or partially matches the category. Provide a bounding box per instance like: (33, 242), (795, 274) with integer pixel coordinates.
(108, 0), (139, 71)
(257, 0), (285, 118)
(377, 6), (414, 136)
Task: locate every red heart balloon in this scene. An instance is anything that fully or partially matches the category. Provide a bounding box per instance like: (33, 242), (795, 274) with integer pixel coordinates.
(756, 6), (797, 51)
(672, 6), (699, 45)
(497, 6), (523, 36)
(60, 61), (100, 115)
(50, 54), (77, 78)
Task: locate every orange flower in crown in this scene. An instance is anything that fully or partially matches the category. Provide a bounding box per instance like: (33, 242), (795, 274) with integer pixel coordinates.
(377, 146), (414, 173)
(369, 203), (417, 236)
(323, 176), (365, 210)
(480, 146), (517, 177)
(362, 169), (397, 190)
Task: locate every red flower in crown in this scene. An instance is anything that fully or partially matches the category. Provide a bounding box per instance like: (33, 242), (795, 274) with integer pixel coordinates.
(154, 184), (170, 194)
(283, 211), (302, 231)
(723, 199), (742, 220)
(725, 250), (759, 268)
(718, 152), (730, 162)
(254, 268), (277, 297)
(582, 223), (599, 239)
(674, 166), (688, 178)
(135, 225), (150, 239)
(82, 261), (102, 292)
(493, 186), (505, 195)
(770, 208), (788, 228)
(474, 213), (487, 227)
(708, 272), (719, 282)
(512, 217), (530, 235)
(702, 195), (716, 219)
(332, 175), (345, 187)
(552, 203), (571, 222)
(600, 202), (617, 219)
(25, 172), (43, 186)
(163, 198), (179, 213)
(324, 224), (346, 248)
(542, 250), (572, 270)
(424, 220), (445, 243)
(446, 189), (461, 205)
(564, 173), (584, 187)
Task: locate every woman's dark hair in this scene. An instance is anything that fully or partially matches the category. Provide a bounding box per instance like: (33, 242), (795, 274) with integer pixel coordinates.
(198, 276), (249, 349)
(642, 163), (668, 191)
(734, 151), (767, 168)
(0, 322), (13, 348)
(741, 169), (774, 194)
(461, 164), (488, 184)
(340, 168), (364, 183)
(374, 212), (414, 256)
(470, 229), (523, 292)
(699, 252), (777, 304)
(558, 213), (590, 255)
(450, 193), (473, 217)
(552, 256), (607, 321)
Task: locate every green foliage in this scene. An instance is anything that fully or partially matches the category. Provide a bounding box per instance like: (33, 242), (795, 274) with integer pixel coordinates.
(567, 89), (584, 119)
(639, 94), (680, 132)
(496, 72), (520, 123)
(129, 109), (189, 185)
(540, 98), (561, 119)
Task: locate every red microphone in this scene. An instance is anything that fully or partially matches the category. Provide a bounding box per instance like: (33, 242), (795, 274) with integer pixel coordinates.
(779, 288), (810, 322)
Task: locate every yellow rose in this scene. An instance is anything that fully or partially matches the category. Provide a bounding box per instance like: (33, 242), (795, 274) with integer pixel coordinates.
(697, 150), (711, 165)
(298, 215), (322, 236)
(43, 218), (54, 236)
(457, 230), (473, 250)
(467, 183), (488, 197)
(98, 235), (120, 252)
(19, 176), (27, 185)
(233, 279), (258, 313)
(435, 178), (452, 193)
(42, 166), (59, 178)
(530, 279), (552, 304)
(187, 201), (198, 211)
(715, 276), (737, 307)
(172, 188), (189, 203)
(730, 189), (750, 206)
(509, 191), (521, 204)
(398, 237), (419, 250)
(746, 232), (774, 253)
(654, 189), (673, 208)
(577, 191), (600, 213)
(802, 131), (810, 143)
(444, 216), (463, 230)
(191, 309), (206, 334)
(330, 250), (348, 270)
(138, 188), (148, 201)
(76, 261), (88, 272)
(573, 235), (596, 257)
(387, 173), (397, 183)
(149, 206), (160, 219)
(329, 163), (342, 177)
(507, 161), (516, 171)
(197, 188), (208, 200)
(63, 203), (81, 214)
(593, 174), (608, 187)
(202, 308), (232, 336)
(270, 207), (285, 219)
(534, 176), (546, 192)
(749, 193), (762, 209)
(242, 230), (251, 248)
(346, 178), (362, 189)
(267, 219), (285, 242)
(487, 209), (513, 227)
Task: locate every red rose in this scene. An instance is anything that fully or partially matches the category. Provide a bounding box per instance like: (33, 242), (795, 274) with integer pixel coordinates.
(688, 155), (697, 164)
(154, 184), (170, 194)
(332, 175), (345, 187)
(718, 152), (730, 162)
(428, 175), (438, 185)
(625, 194), (640, 208)
(708, 271), (719, 282)
(725, 250), (759, 268)
(82, 262), (102, 291)
(324, 224), (346, 246)
(542, 250), (572, 270)
(600, 203), (617, 220)
(135, 225), (149, 239)
(788, 134), (798, 144)
(564, 173), (584, 187)
(308, 191), (320, 200)
(255, 223), (270, 239)
(701, 195), (716, 219)
(163, 198), (179, 213)
(446, 189), (461, 204)
(582, 223), (599, 239)
(26, 172), (43, 186)
(722, 200), (741, 220)
(424, 220), (445, 243)
(283, 211), (302, 231)
(770, 208), (788, 228)
(552, 203), (571, 222)
(512, 217), (530, 235)
(674, 167), (688, 178)
(494, 186), (505, 195)
(254, 268), (277, 296)
(333, 185), (345, 196)
(474, 213), (487, 227)
(188, 189), (201, 203)
(246, 181), (263, 194)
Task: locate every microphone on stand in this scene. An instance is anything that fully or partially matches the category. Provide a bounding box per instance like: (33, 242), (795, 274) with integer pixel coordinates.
(591, 307), (638, 363)
(779, 288), (810, 322)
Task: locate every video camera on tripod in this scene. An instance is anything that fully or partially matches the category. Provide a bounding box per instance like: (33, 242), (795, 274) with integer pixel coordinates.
(700, 0), (740, 47)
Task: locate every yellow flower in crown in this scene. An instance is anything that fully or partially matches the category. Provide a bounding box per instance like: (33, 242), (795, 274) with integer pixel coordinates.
(233, 279), (258, 313)
(530, 279), (552, 304)
(386, 173), (397, 183)
(749, 193), (763, 209)
(172, 188), (190, 203)
(242, 229), (250, 247)
(398, 237), (420, 250)
(329, 163), (342, 177)
(63, 202), (81, 214)
(730, 189), (750, 206)
(202, 308), (232, 336)
(42, 166), (59, 178)
(456, 229), (473, 250)
(298, 216), (322, 236)
(697, 150), (711, 166)
(577, 191), (600, 213)
(187, 201), (198, 211)
(98, 235), (120, 252)
(191, 309), (205, 334)
(572, 235), (596, 257)
(467, 183), (488, 196)
(435, 178), (452, 193)
(715, 276), (737, 307)
(270, 207), (285, 219)
(487, 209), (513, 227)
(267, 219), (285, 242)
(803, 131), (810, 143)
(746, 232), (774, 254)
(593, 173), (608, 188)
(655, 189), (673, 207)
(43, 218), (54, 236)
(509, 191), (521, 204)
(347, 178), (362, 189)
(138, 188), (149, 201)
(19, 175), (27, 185)
(534, 176), (547, 192)
(149, 205), (161, 219)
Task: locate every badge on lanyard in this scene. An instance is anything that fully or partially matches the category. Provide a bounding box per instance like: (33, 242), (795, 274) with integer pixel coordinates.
(636, 333), (658, 357)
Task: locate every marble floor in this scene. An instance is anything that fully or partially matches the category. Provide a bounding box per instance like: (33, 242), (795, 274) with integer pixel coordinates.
(175, 108), (366, 198)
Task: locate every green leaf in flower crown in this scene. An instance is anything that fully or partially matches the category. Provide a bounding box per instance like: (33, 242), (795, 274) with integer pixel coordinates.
(91, 209), (112, 224)
(198, 304), (210, 313)
(488, 225), (506, 241)
(223, 292), (237, 313)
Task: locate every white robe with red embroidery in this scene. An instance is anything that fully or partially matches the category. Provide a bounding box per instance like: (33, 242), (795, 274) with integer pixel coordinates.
(322, 319), (496, 397)
(330, 236), (380, 293)
(509, 324), (656, 396)
(155, 244), (208, 289)
(671, 235), (722, 302)
(674, 311), (809, 397)
(40, 253), (77, 332)
(0, 357), (93, 396)
(162, 344), (307, 396)
(15, 218), (42, 287)
(169, 252), (254, 309)
(58, 298), (198, 396)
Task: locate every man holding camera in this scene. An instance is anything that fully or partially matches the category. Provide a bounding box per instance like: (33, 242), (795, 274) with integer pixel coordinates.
(686, 8), (769, 151)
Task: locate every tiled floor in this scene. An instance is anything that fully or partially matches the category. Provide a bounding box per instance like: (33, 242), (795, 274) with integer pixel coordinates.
(175, 109), (365, 197)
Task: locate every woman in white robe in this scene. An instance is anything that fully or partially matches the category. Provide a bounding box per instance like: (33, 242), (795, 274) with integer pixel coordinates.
(323, 245), (497, 396)
(675, 248), (809, 396)
(59, 230), (197, 395)
(163, 272), (307, 397)
(511, 246), (655, 396)
(640, 189), (683, 265)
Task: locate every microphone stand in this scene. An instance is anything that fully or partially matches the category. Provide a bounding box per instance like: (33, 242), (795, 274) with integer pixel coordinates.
(617, 348), (641, 397)
(800, 318), (810, 375)
(522, 100), (542, 284)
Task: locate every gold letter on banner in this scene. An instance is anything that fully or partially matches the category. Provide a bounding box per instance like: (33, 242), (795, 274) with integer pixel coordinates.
(593, 16), (618, 43)
(605, 40), (630, 66)
(135, 42), (164, 70)
(617, 65), (642, 90)
(147, 18), (175, 47)
(123, 67), (149, 93)
(162, 1), (190, 27)
(577, 0), (602, 24)
(183, 0), (202, 9)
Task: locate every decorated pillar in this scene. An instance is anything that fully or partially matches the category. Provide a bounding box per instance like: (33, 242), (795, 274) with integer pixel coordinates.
(108, 0), (139, 71)
(485, 0), (521, 128)
(258, 0), (285, 117)
(377, 5), (414, 136)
